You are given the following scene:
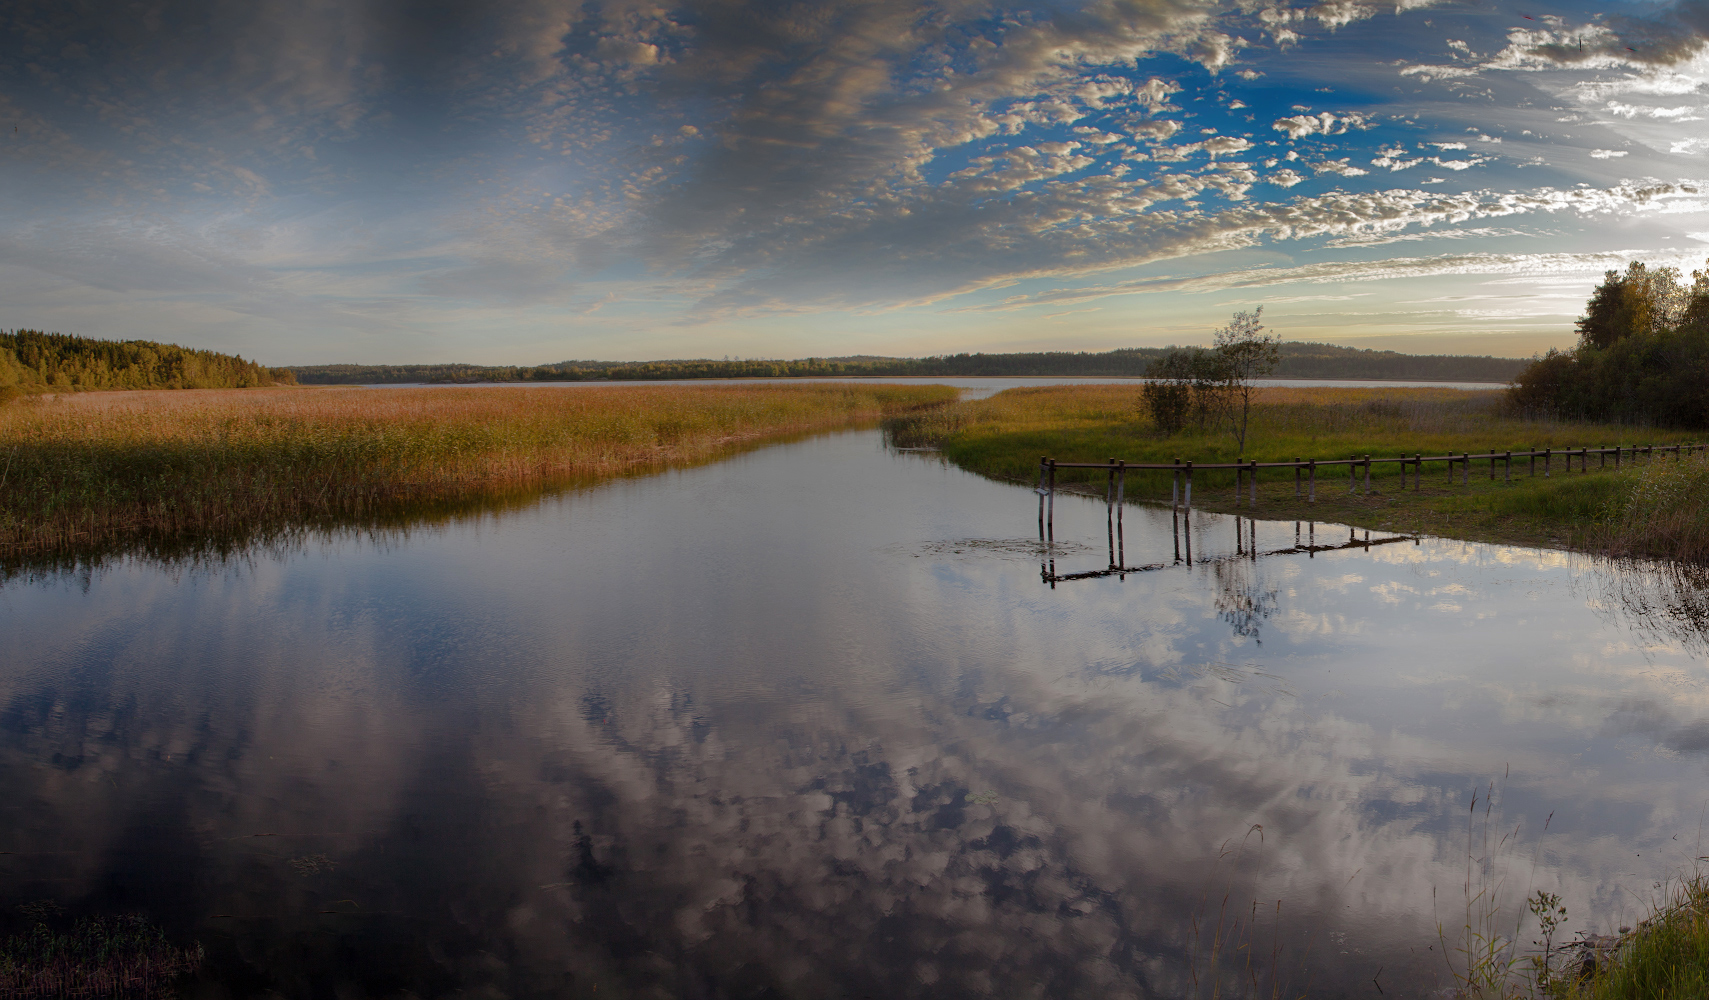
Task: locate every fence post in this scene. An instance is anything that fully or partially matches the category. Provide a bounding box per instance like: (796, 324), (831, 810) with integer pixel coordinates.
(1250, 459), (1259, 508)
(1107, 458), (1116, 505)
(1614, 445), (1620, 470)
(1544, 448), (1551, 477)
(1416, 453), (1422, 491)
(1048, 459), (1056, 523)
(1488, 452), (1495, 480)
(1173, 458), (1180, 508)
(1309, 459), (1316, 503)
(1364, 455), (1371, 494)
(1349, 455), (1356, 493)
(1185, 461), (1193, 510)
(1505, 451), (1511, 483)
(1462, 453), (1469, 486)
(1117, 460), (1125, 509)
(1295, 459), (1302, 498)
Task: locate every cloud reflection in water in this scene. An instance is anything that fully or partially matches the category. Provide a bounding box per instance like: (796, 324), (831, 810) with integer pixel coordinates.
(1, 430), (1707, 997)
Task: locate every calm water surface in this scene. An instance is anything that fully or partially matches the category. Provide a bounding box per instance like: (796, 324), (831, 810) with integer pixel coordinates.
(3, 429), (1706, 998)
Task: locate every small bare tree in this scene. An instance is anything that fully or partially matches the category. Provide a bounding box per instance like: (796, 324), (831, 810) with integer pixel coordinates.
(1209, 307), (1279, 454)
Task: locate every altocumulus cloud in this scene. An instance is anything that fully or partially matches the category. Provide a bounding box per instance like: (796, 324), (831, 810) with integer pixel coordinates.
(8, 0), (1709, 357)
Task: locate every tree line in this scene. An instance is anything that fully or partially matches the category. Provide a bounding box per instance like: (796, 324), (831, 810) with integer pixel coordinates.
(289, 342), (1525, 385)
(1511, 261), (1709, 426)
(0, 330), (296, 399)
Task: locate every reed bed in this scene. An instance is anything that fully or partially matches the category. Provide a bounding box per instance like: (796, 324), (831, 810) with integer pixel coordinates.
(0, 383), (955, 562)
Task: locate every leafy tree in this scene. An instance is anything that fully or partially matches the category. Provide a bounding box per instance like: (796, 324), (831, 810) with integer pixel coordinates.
(1210, 307), (1280, 454)
(1576, 261), (1685, 349)
(1513, 258), (1709, 426)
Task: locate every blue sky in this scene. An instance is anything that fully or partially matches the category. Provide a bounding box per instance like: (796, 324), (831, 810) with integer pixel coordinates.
(5, 0), (1709, 364)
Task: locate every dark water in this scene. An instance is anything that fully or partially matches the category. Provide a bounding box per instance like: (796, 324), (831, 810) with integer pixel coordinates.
(3, 429), (1707, 998)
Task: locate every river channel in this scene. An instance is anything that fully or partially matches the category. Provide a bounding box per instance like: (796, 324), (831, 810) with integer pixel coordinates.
(3, 426), (1707, 998)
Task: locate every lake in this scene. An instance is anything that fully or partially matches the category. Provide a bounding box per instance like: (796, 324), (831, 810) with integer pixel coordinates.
(3, 425), (1705, 998)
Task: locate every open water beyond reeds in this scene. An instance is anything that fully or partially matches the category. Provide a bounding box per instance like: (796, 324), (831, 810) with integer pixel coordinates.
(3, 428), (1707, 998)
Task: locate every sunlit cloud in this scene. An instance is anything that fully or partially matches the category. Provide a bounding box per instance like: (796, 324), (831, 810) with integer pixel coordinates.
(5, 0), (1709, 360)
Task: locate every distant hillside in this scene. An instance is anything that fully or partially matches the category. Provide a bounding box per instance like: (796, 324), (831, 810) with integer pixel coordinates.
(1, 330), (296, 398)
(290, 343), (1527, 385)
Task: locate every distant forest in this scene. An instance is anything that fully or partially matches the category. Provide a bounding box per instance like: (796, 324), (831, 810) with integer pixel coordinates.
(1, 330), (296, 397)
(290, 343), (1527, 385)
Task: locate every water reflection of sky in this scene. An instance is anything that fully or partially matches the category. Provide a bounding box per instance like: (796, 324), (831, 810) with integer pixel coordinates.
(2, 429), (1705, 998)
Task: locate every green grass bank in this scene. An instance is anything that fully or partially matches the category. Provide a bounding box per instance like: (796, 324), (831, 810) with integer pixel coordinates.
(884, 384), (1708, 557)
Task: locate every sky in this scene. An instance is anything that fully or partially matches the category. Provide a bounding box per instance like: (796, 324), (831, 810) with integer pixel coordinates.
(7, 1), (1709, 365)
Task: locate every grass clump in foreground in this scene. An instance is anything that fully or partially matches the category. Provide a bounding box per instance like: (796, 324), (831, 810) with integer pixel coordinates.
(0, 915), (202, 999)
(1561, 871), (1709, 999)
(885, 384), (1707, 556)
(1459, 870), (1709, 999)
(0, 382), (955, 565)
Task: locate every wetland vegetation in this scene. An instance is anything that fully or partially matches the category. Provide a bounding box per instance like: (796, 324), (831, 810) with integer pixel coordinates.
(883, 384), (1706, 558)
(0, 382), (953, 569)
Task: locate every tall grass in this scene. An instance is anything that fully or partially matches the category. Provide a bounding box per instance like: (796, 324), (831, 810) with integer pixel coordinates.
(1593, 454), (1709, 558)
(0, 383), (955, 565)
(0, 915), (201, 998)
(1565, 870), (1709, 999)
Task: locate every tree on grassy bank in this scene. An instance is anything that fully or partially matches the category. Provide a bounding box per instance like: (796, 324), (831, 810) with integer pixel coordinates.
(1511, 261), (1709, 426)
(0, 330), (296, 400)
(1141, 308), (1279, 451)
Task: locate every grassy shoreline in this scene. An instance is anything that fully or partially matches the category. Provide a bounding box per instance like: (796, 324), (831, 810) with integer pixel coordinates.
(0, 382), (955, 565)
(885, 385), (1707, 557)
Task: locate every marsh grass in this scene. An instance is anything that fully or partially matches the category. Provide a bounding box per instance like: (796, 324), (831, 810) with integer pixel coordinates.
(0, 915), (201, 998)
(886, 385), (1705, 556)
(0, 383), (955, 567)
(1560, 870), (1709, 999)
(1182, 825), (1309, 1000)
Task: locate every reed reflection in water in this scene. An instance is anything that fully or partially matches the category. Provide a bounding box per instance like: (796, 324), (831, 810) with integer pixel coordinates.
(2, 429), (1708, 998)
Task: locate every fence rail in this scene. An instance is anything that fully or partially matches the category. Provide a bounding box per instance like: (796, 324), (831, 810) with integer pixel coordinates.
(1034, 442), (1706, 512)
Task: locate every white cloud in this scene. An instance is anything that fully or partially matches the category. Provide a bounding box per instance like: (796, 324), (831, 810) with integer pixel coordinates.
(1590, 149), (1630, 158)
(1605, 101), (1702, 120)
(1311, 158), (1370, 176)
(1272, 111), (1374, 139)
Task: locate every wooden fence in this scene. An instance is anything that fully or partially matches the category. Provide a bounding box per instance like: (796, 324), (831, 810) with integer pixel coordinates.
(1035, 442), (1707, 512)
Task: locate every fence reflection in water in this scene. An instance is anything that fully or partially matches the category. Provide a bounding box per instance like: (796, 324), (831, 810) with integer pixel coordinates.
(1035, 489), (1419, 587)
